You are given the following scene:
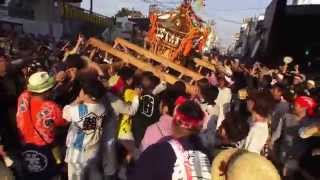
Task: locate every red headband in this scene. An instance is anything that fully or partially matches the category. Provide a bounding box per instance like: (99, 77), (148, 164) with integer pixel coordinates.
(295, 96), (317, 116)
(173, 109), (204, 129)
(175, 96), (188, 106)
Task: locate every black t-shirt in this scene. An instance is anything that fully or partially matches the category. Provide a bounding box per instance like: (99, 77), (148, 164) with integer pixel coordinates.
(231, 71), (247, 93)
(128, 136), (211, 180)
(21, 144), (58, 179)
(132, 93), (160, 146)
(0, 75), (21, 149)
(298, 137), (320, 179)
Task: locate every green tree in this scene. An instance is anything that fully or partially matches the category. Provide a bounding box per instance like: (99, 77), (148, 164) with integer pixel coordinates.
(115, 8), (132, 17)
(115, 8), (144, 18)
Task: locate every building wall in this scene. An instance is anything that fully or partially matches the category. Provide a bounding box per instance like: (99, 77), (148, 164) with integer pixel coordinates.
(29, 0), (58, 22)
(6, 0), (109, 38)
(68, 2), (80, 7)
(23, 21), (63, 38)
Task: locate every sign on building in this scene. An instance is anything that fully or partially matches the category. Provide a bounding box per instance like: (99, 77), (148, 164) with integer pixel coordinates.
(297, 0), (320, 4)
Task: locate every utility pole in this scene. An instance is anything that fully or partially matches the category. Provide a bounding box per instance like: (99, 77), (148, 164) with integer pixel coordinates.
(90, 0), (93, 14)
(62, 0), (65, 37)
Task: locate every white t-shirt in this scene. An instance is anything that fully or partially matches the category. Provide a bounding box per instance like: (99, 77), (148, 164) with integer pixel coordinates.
(63, 103), (106, 164)
(199, 102), (220, 130)
(215, 87), (232, 129)
(242, 121), (269, 154)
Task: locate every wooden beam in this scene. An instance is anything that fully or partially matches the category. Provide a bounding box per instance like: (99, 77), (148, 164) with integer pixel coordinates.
(114, 38), (203, 81)
(87, 38), (195, 93)
(194, 58), (216, 72)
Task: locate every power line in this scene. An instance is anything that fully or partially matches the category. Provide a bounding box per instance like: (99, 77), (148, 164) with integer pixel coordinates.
(215, 17), (243, 24)
(209, 13), (243, 25)
(141, 0), (181, 5)
(210, 7), (265, 12)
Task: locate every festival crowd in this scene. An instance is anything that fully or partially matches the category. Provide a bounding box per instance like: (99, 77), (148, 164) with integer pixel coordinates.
(0, 28), (320, 180)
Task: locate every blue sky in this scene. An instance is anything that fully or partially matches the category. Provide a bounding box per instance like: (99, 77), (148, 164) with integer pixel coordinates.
(82, 0), (272, 47)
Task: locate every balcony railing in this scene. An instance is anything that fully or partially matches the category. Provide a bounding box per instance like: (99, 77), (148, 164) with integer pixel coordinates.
(62, 4), (111, 27)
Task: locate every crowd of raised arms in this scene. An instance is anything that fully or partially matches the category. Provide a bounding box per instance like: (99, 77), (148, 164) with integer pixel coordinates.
(0, 29), (320, 180)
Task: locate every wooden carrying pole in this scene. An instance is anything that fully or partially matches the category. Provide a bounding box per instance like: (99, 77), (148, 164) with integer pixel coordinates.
(114, 38), (204, 82)
(194, 57), (216, 72)
(87, 38), (196, 93)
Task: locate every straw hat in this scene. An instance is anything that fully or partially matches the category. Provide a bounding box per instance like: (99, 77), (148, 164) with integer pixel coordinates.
(299, 123), (320, 139)
(211, 148), (281, 180)
(27, 72), (55, 93)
